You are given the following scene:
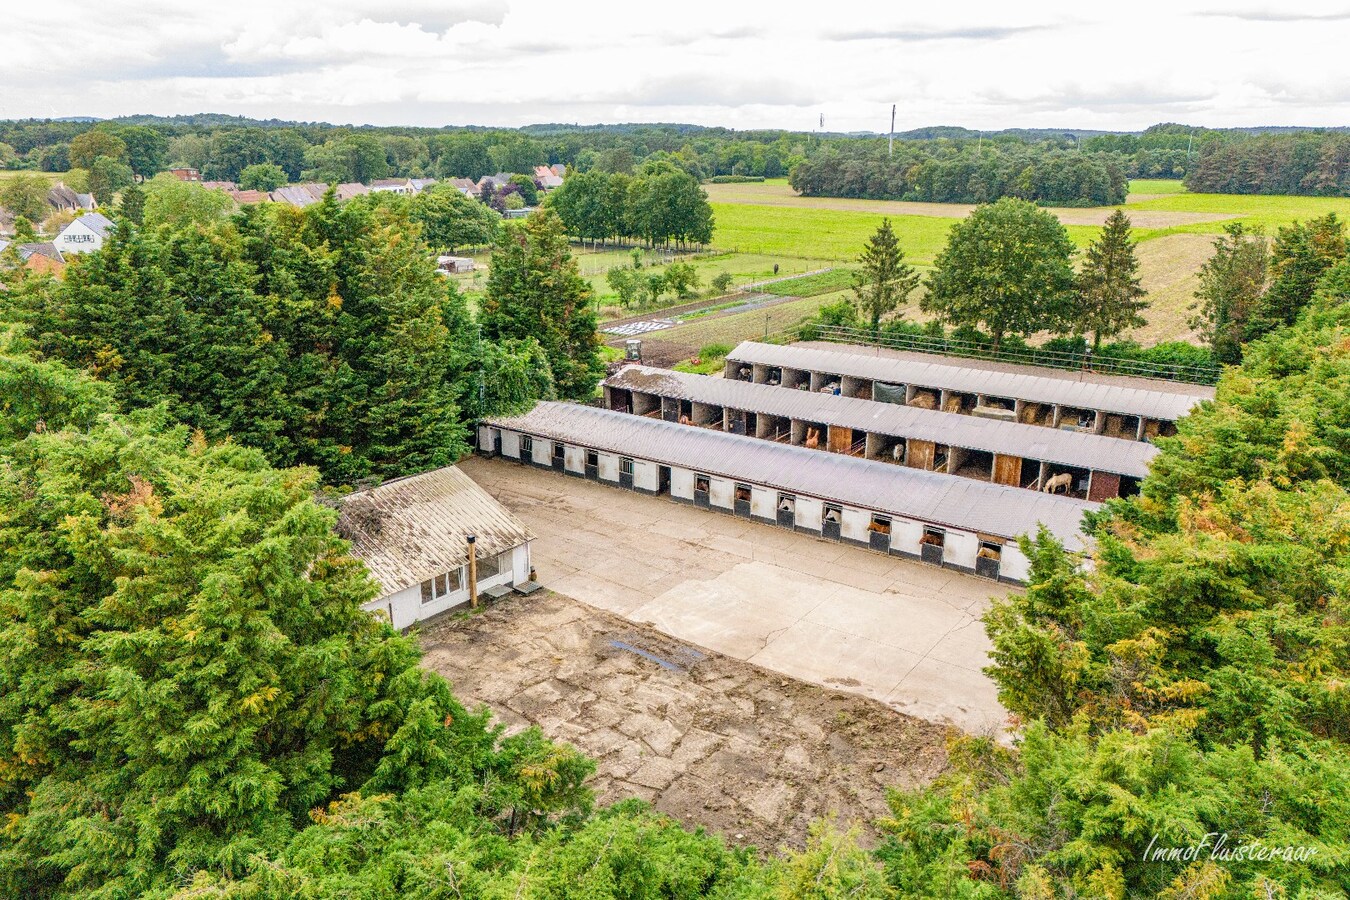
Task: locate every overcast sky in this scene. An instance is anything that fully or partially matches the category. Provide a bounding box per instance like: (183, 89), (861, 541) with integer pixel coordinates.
(2, 1), (1347, 132)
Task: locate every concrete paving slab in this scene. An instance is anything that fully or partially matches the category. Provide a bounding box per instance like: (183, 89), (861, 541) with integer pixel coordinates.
(461, 456), (1011, 734)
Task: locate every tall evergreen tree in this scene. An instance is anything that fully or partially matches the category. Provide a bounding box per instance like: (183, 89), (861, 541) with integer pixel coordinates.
(481, 208), (603, 399)
(1191, 222), (1268, 364)
(851, 218), (919, 331)
(1075, 209), (1148, 349)
(922, 198), (1077, 349)
(1252, 212), (1347, 337)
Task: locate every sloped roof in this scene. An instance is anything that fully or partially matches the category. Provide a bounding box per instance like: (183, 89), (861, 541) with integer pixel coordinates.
(487, 401), (1093, 550)
(605, 365), (1158, 477)
(337, 466), (534, 597)
(70, 212), (114, 238)
(727, 341), (1214, 421)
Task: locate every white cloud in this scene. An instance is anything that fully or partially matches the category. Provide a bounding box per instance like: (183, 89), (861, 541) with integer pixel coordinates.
(0, 0), (1347, 130)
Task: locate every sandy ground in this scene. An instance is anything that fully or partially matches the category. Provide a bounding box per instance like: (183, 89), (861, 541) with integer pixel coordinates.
(459, 456), (1009, 734)
(420, 590), (949, 850)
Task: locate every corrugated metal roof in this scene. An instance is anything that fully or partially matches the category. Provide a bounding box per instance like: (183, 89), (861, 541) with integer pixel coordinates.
(727, 341), (1213, 421)
(486, 402), (1093, 550)
(337, 466), (534, 597)
(606, 365), (1157, 477)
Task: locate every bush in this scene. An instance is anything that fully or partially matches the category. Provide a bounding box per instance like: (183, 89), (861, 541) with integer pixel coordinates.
(708, 175), (765, 183)
(710, 271), (734, 294)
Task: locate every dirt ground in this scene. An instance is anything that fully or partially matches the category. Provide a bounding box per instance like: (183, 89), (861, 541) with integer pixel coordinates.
(420, 590), (951, 851)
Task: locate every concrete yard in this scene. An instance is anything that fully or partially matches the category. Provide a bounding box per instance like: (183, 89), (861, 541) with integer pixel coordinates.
(420, 590), (949, 850)
(458, 455), (1011, 734)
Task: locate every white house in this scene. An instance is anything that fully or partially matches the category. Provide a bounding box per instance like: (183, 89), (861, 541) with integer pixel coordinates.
(54, 212), (114, 255)
(336, 466), (535, 629)
(370, 177), (416, 195)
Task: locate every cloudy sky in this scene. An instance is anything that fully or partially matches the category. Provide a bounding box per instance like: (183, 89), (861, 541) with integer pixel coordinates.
(2, 1), (1347, 132)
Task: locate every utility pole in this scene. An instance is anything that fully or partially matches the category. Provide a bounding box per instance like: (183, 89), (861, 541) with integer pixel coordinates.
(888, 104), (896, 156)
(466, 534), (478, 608)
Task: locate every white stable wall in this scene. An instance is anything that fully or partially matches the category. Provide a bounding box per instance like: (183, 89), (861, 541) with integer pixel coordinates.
(944, 530), (980, 570)
(633, 459), (659, 491)
(750, 486), (776, 519)
(564, 445), (586, 474)
(709, 477), (734, 509)
(671, 467), (695, 499)
(500, 430), (520, 458)
(795, 496), (823, 531)
(597, 452), (619, 482)
(841, 507), (871, 543)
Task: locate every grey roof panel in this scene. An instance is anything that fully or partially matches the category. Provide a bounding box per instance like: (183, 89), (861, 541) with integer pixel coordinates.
(727, 341), (1213, 421)
(337, 465), (534, 597)
(606, 365), (1157, 477)
(486, 402), (1093, 550)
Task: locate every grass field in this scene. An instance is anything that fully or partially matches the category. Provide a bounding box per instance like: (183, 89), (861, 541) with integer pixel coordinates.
(0, 170), (73, 185)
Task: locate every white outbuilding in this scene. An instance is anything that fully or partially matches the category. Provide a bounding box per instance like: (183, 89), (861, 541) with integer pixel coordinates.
(54, 212), (115, 255)
(337, 466), (535, 629)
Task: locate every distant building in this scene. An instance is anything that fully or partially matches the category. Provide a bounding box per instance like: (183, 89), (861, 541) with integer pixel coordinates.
(503, 207), (536, 219)
(228, 189), (270, 205)
(201, 180), (237, 192)
(169, 168), (202, 182)
(46, 183), (97, 214)
(477, 172), (514, 194)
(336, 466), (535, 629)
(335, 182), (369, 201)
(534, 165), (563, 189)
(437, 255), (476, 274)
(445, 177), (477, 197)
(54, 212), (114, 255)
(370, 177), (415, 195)
(410, 178), (438, 194)
(1, 240), (66, 276)
(270, 183), (328, 207)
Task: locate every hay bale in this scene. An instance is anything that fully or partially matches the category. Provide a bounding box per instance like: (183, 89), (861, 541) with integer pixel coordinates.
(908, 390), (937, 410)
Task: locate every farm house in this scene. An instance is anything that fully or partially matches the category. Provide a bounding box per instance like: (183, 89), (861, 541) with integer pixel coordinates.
(479, 402), (1096, 584)
(604, 365), (1154, 501)
(724, 342), (1214, 442)
(337, 466), (535, 629)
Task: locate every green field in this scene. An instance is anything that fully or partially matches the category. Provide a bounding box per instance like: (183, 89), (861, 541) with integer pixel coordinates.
(1127, 190), (1350, 233)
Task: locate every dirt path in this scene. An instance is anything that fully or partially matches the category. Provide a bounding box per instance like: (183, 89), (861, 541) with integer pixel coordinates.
(420, 590), (950, 851)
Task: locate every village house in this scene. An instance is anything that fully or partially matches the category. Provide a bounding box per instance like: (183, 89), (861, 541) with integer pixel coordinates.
(269, 183), (328, 207)
(534, 165), (563, 189)
(370, 177), (415, 195)
(437, 255), (476, 274)
(169, 167), (202, 182)
(227, 189), (270, 205)
(0, 239), (66, 276)
(46, 183), (97, 214)
(336, 466), (536, 629)
(445, 177), (477, 197)
(201, 180), (237, 192)
(335, 182), (369, 201)
(53, 212), (115, 255)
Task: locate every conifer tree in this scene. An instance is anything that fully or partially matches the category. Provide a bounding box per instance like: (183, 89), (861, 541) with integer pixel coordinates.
(1191, 222), (1267, 364)
(481, 208), (603, 399)
(851, 217), (919, 331)
(1075, 209), (1147, 349)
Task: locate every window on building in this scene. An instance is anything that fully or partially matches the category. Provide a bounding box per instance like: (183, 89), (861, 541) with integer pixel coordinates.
(586, 449), (599, 467)
(695, 473), (710, 493)
(922, 527), (946, 547)
(823, 503), (842, 524)
(620, 457), (634, 476)
(521, 435), (533, 456)
(869, 514), (892, 535)
(478, 551), (505, 579)
(420, 580), (433, 603)
(735, 483), (752, 503)
(553, 441), (565, 460)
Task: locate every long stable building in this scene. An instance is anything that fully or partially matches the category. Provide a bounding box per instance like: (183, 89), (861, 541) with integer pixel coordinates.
(480, 401), (1096, 584)
(724, 341), (1214, 442)
(604, 365), (1155, 501)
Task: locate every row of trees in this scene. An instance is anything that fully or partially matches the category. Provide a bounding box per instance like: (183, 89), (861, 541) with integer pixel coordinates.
(1, 192), (599, 486)
(846, 199), (1147, 349)
(790, 143), (1129, 206)
(1185, 131), (1350, 196)
(546, 162), (714, 248)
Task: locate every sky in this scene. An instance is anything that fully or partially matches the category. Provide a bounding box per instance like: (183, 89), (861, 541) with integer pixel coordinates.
(2, 0), (1348, 132)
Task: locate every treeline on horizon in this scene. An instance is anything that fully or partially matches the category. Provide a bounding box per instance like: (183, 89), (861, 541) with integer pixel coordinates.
(4, 117), (1350, 203)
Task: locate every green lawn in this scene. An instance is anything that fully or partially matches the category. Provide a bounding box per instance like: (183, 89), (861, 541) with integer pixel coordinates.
(711, 202), (1106, 263)
(1124, 191), (1350, 234)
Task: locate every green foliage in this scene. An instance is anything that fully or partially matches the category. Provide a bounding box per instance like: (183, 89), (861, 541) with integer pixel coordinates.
(923, 198), (1077, 348)
(68, 129), (127, 170)
(851, 218), (919, 331)
(665, 260), (700, 297)
(103, 124), (168, 177)
(0, 172), (50, 221)
(1186, 131), (1350, 196)
(86, 155), (135, 201)
(790, 142), (1127, 206)
(238, 162), (288, 192)
(761, 268), (854, 297)
(5, 195), (474, 484)
(1075, 209), (1148, 348)
(549, 168), (713, 247)
(1191, 222), (1268, 364)
(302, 134), (388, 184)
(141, 173), (232, 228)
(483, 208), (603, 398)
(711, 270), (735, 294)
(1253, 213), (1347, 338)
(412, 182), (502, 252)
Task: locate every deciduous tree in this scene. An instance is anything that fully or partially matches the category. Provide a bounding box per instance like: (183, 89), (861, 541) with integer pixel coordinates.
(1191, 222), (1268, 364)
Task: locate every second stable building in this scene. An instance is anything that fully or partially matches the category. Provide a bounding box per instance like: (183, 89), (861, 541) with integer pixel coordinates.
(481, 402), (1097, 585)
(604, 365), (1155, 501)
(724, 341), (1214, 442)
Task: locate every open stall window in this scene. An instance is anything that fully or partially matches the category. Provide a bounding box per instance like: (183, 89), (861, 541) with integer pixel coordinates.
(869, 515), (892, 536)
(695, 474), (711, 493)
(976, 540), (1003, 580)
(734, 483), (752, 503)
(520, 435), (533, 456)
(619, 457), (634, 476)
(777, 493), (796, 513)
(921, 528), (945, 547)
(552, 441), (565, 462)
(585, 449), (599, 468)
(823, 504), (843, 524)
